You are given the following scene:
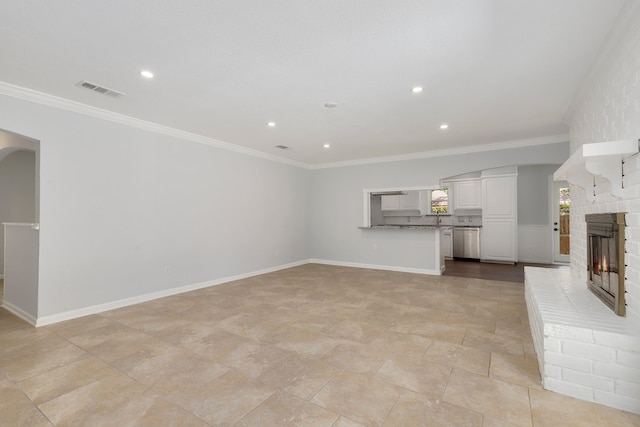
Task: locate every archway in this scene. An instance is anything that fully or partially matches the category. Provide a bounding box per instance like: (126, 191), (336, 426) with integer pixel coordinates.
(0, 129), (40, 324)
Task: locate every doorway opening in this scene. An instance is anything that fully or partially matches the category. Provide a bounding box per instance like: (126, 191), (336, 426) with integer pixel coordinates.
(553, 182), (570, 264)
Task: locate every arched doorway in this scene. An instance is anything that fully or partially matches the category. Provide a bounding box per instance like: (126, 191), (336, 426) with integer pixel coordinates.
(0, 129), (39, 323)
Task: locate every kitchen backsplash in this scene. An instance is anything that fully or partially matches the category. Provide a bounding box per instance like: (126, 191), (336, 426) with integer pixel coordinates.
(383, 215), (455, 226)
(453, 215), (483, 227)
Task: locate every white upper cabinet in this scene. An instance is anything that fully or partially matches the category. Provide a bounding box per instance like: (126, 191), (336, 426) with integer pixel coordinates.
(482, 176), (517, 217)
(381, 190), (430, 215)
(452, 180), (482, 210)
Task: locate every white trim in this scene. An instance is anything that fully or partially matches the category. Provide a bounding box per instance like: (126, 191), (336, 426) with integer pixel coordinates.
(311, 135), (569, 169)
(2, 301), (37, 326)
(34, 259), (310, 327)
(1, 81), (569, 171)
(0, 81), (308, 169)
(310, 258), (442, 276)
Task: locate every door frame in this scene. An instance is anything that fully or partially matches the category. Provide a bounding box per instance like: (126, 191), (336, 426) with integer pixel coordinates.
(552, 180), (570, 264)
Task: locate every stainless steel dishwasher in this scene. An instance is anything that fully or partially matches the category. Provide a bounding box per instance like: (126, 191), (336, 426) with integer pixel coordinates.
(453, 227), (481, 259)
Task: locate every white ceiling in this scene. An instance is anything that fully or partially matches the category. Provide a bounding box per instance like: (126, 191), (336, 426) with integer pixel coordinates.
(0, 1), (626, 166)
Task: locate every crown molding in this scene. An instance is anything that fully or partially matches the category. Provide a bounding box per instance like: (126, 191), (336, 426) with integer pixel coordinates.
(563, 0), (640, 122)
(0, 81), (569, 172)
(0, 81), (309, 169)
(310, 134), (569, 170)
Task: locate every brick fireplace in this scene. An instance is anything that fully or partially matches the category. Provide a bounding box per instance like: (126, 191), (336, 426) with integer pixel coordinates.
(585, 213), (626, 316)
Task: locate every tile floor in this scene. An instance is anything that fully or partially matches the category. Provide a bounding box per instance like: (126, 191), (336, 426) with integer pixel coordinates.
(1, 264), (639, 426)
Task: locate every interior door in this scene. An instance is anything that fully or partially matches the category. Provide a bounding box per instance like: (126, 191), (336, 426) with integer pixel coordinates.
(553, 181), (570, 263)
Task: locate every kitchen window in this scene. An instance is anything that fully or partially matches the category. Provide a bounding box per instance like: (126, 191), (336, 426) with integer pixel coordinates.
(431, 187), (448, 214)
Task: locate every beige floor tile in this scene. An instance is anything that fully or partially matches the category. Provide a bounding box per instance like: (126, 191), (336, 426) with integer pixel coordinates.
(216, 339), (292, 378)
(375, 355), (452, 397)
(123, 396), (209, 427)
(257, 354), (341, 400)
(269, 325), (346, 359)
(0, 374), (53, 426)
(482, 415), (525, 426)
(83, 329), (163, 363)
(324, 318), (386, 343)
(489, 352), (542, 389)
(56, 321), (139, 348)
(446, 312), (497, 333)
(37, 373), (143, 425)
(423, 340), (491, 376)
(321, 341), (388, 375)
(311, 371), (402, 427)
(291, 313), (343, 333)
(495, 319), (532, 339)
(529, 388), (640, 427)
(236, 390), (340, 426)
(163, 369), (274, 425)
(44, 314), (116, 338)
(0, 329), (73, 361)
(139, 353), (229, 393)
(370, 330), (432, 358)
(0, 338), (89, 382)
(443, 370), (532, 427)
(142, 319), (218, 346)
(384, 389), (482, 427)
(110, 342), (194, 380)
(391, 319), (468, 344)
(332, 416), (366, 426)
(1, 265), (637, 425)
(462, 329), (525, 357)
(16, 357), (125, 405)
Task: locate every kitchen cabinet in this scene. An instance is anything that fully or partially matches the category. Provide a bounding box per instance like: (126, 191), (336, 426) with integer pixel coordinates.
(452, 180), (482, 210)
(441, 228), (453, 259)
(481, 219), (516, 261)
(481, 175), (517, 262)
(381, 190), (430, 215)
(483, 176), (516, 217)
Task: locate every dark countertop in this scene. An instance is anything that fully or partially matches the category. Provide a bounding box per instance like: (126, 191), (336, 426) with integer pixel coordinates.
(359, 225), (452, 230)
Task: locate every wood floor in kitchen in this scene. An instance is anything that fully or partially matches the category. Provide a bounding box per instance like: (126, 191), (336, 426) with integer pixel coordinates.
(444, 259), (568, 283)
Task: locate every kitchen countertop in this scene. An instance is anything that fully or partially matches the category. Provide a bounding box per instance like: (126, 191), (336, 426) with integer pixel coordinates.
(359, 225), (451, 230)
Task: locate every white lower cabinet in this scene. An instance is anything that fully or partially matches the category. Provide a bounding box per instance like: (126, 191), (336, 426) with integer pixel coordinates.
(481, 219), (516, 262)
(442, 228), (453, 259)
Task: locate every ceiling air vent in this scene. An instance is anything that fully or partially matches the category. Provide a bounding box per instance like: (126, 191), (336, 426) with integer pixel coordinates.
(76, 80), (125, 98)
(275, 145), (290, 150)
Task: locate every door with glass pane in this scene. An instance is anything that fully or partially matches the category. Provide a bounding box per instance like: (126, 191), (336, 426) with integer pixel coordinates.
(553, 182), (570, 263)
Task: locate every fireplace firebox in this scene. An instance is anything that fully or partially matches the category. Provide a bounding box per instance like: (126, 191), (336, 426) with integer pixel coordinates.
(586, 213), (626, 316)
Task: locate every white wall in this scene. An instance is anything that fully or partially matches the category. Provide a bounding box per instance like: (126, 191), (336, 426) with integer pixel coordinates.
(309, 144), (569, 269)
(0, 94), (310, 321)
(517, 164), (561, 263)
(567, 4), (640, 325)
(0, 150), (36, 276)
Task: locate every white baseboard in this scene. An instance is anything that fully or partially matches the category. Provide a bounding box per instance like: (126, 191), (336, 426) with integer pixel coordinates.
(2, 301), (37, 326)
(310, 258), (442, 276)
(35, 259), (311, 327)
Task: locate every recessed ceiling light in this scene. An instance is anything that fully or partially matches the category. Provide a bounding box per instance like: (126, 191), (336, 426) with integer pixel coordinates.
(411, 86), (423, 93)
(267, 122), (276, 127)
(440, 123), (449, 130)
(140, 70), (154, 79)
(323, 143), (331, 149)
(324, 102), (339, 109)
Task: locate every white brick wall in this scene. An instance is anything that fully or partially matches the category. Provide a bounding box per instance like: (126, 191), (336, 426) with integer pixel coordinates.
(525, 267), (640, 414)
(568, 10), (640, 325)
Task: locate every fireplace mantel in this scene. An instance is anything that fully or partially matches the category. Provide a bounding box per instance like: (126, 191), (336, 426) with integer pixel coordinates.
(554, 139), (638, 202)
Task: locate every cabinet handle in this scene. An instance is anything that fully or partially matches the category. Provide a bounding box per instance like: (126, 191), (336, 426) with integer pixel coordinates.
(553, 228), (559, 231)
